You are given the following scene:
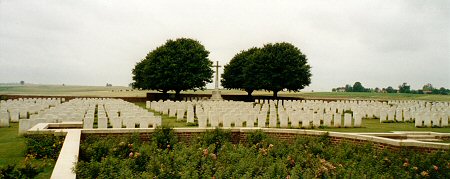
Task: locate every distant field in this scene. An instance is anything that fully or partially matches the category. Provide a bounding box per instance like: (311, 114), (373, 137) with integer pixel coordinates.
(0, 85), (145, 97)
(1, 85), (450, 101)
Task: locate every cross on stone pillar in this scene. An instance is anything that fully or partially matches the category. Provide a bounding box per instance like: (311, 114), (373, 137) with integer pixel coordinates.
(212, 61), (221, 90)
(210, 61), (223, 101)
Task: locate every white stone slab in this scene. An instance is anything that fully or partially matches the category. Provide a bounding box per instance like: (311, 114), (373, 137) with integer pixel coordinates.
(269, 114), (277, 128)
(83, 117), (94, 129)
(344, 113), (352, 127)
(334, 113), (341, 127)
(98, 117), (108, 129)
(257, 114), (266, 128)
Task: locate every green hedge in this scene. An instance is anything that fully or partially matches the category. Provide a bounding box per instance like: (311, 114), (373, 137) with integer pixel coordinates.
(76, 129), (450, 178)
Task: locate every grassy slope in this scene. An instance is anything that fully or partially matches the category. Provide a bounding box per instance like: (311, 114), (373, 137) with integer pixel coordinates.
(0, 123), (25, 166)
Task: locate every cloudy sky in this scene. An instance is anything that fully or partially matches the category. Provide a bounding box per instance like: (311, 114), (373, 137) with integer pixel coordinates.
(0, 0), (449, 91)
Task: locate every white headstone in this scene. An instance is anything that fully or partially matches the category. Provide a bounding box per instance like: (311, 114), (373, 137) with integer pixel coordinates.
(323, 113), (332, 127)
(18, 119), (31, 135)
(334, 113), (341, 127)
(279, 111), (288, 128)
(98, 117), (108, 129)
(344, 113), (352, 127)
(269, 114), (277, 128)
(176, 109), (185, 121)
(353, 113), (362, 127)
(0, 112), (9, 127)
(222, 113), (231, 127)
(257, 114), (266, 128)
(111, 117), (122, 128)
(415, 113), (423, 127)
(441, 114), (448, 127)
(197, 115), (207, 128)
(83, 117), (94, 129)
(154, 116), (162, 127)
(423, 113), (431, 127)
(312, 113), (321, 127)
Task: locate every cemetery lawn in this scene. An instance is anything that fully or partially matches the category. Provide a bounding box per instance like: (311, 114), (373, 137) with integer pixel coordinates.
(0, 123), (25, 167)
(0, 123), (55, 178)
(316, 118), (450, 133)
(134, 103), (450, 133)
(135, 102), (196, 127)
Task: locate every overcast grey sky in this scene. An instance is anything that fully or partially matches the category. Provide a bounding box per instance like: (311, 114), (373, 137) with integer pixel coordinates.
(0, 0), (449, 91)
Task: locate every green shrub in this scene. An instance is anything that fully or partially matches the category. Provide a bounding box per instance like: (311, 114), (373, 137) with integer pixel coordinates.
(152, 126), (177, 150)
(0, 160), (41, 179)
(200, 128), (231, 153)
(75, 129), (450, 178)
(246, 130), (266, 145)
(186, 122), (198, 126)
(24, 134), (64, 160)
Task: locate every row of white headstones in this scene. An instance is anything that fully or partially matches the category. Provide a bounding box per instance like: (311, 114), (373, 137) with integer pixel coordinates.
(0, 98), (162, 134)
(0, 98), (63, 128)
(148, 99), (450, 128)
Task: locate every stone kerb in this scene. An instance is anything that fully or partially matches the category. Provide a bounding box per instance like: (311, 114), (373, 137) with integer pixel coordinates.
(50, 130), (81, 179)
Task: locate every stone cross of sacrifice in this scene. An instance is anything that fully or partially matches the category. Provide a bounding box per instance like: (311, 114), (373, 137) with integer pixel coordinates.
(211, 61), (221, 90)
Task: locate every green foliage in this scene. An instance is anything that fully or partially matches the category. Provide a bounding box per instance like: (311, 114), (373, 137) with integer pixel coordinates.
(399, 82), (411, 93)
(132, 38), (214, 96)
(221, 47), (260, 96)
(246, 42), (312, 97)
(218, 41), (316, 98)
(186, 122), (198, 126)
(386, 86), (397, 93)
(0, 158), (42, 179)
(199, 128), (232, 153)
(246, 130), (266, 145)
(345, 84), (353, 92)
(76, 130), (450, 178)
(352, 82), (366, 92)
(153, 126), (178, 149)
(24, 134), (64, 160)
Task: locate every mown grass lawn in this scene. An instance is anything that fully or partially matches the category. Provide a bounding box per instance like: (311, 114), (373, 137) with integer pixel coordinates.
(134, 102), (450, 133)
(316, 118), (450, 133)
(0, 123), (25, 167)
(0, 123), (55, 178)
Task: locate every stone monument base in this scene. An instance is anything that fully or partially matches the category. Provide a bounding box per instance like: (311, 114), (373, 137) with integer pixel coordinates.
(210, 90), (223, 101)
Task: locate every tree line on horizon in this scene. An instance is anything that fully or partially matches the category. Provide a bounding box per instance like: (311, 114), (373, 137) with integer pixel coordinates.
(332, 82), (450, 95)
(132, 38), (312, 98)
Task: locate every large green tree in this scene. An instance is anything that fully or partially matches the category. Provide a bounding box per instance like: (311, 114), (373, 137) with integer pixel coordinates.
(132, 38), (213, 97)
(398, 82), (411, 93)
(221, 47), (260, 97)
(247, 42), (312, 97)
(352, 82), (365, 92)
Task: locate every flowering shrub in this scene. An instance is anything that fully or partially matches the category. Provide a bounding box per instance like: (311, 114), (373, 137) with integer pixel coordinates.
(75, 129), (450, 178)
(24, 134), (64, 160)
(153, 126), (178, 150)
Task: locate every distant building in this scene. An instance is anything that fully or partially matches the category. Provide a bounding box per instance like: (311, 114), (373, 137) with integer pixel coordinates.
(20, 81), (25, 85)
(336, 87), (346, 92)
